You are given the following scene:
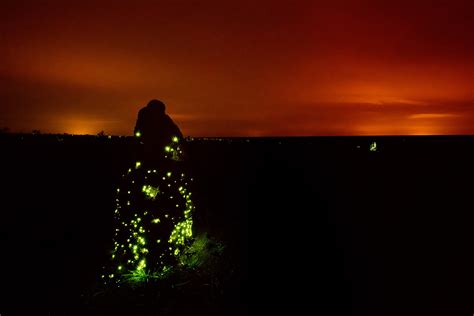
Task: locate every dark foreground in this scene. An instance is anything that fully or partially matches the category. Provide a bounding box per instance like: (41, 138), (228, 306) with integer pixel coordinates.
(0, 134), (473, 315)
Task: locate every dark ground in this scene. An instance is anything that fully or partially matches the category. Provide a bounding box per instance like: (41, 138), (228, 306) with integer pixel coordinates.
(0, 134), (472, 315)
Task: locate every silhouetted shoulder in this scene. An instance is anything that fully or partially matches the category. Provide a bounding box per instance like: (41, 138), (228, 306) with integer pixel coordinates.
(134, 107), (148, 136)
(163, 114), (183, 139)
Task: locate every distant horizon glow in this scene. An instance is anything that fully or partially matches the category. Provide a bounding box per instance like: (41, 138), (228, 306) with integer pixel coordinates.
(1, 1), (473, 136)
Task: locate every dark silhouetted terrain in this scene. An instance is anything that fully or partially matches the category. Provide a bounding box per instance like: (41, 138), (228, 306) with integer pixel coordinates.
(0, 134), (472, 315)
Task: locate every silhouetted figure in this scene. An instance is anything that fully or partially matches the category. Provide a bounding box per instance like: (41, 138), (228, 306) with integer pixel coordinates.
(103, 99), (194, 286)
(134, 100), (184, 165)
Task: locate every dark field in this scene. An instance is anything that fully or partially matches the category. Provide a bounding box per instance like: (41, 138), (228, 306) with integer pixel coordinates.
(0, 134), (473, 315)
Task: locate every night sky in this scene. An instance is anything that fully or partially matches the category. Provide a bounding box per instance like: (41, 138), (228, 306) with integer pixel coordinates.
(1, 1), (473, 136)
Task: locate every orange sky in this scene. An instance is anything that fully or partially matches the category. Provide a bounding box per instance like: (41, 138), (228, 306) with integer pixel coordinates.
(1, 0), (473, 136)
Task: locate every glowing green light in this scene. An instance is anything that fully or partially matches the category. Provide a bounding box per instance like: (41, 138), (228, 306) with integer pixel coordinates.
(105, 154), (197, 284)
(137, 259), (146, 270)
(370, 141), (377, 152)
(135, 131), (141, 137)
(172, 136), (179, 142)
(168, 218), (193, 246)
(165, 146), (171, 152)
(142, 185), (159, 199)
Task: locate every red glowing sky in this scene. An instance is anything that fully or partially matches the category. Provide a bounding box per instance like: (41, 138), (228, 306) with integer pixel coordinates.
(1, 0), (473, 136)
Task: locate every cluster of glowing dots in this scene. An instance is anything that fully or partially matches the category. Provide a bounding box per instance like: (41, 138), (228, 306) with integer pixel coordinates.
(142, 184), (159, 200)
(168, 185), (194, 254)
(103, 135), (194, 283)
(164, 136), (184, 161)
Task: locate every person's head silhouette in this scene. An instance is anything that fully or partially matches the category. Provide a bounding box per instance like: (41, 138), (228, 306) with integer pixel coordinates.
(134, 98), (183, 146)
(147, 99), (165, 113)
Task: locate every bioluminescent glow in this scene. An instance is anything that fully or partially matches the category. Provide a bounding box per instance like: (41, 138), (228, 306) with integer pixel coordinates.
(370, 141), (377, 152)
(142, 185), (160, 200)
(104, 136), (195, 285)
